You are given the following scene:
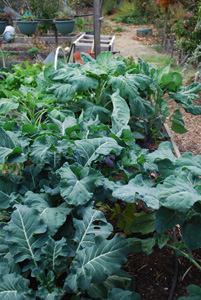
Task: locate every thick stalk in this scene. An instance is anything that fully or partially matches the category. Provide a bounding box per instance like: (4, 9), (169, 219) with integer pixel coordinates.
(96, 80), (107, 105)
(149, 92), (161, 130)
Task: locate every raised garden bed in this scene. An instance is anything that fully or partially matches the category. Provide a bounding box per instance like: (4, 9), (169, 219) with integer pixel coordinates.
(0, 33), (79, 44)
(0, 53), (201, 300)
(73, 33), (115, 53)
(137, 28), (152, 37)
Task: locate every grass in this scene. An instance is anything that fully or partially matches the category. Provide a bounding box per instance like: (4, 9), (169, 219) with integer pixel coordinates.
(140, 52), (197, 84)
(113, 26), (125, 32)
(140, 53), (173, 66)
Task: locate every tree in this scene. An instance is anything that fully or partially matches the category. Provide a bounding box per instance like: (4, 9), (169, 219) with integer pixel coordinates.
(156, 0), (176, 47)
(29, 0), (62, 33)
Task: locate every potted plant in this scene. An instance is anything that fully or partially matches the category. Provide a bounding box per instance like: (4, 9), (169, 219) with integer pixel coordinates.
(0, 11), (12, 35)
(17, 12), (38, 36)
(53, 4), (76, 35)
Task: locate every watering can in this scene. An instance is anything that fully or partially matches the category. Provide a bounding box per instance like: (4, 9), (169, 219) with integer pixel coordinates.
(3, 26), (15, 43)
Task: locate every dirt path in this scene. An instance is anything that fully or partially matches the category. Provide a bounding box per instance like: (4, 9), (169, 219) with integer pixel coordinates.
(104, 18), (157, 59)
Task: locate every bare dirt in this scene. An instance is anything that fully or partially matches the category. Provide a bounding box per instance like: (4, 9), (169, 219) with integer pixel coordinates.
(104, 18), (158, 60)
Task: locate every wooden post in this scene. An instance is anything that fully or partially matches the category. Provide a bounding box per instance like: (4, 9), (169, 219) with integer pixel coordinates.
(166, 38), (171, 53)
(54, 29), (58, 45)
(171, 35), (174, 58)
(93, 0), (101, 58)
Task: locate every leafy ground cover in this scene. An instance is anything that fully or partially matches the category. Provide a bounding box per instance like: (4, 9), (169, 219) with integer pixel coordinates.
(0, 53), (201, 299)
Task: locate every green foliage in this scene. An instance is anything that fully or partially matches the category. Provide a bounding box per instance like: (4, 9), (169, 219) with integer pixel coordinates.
(112, 0), (158, 25)
(1, 53), (201, 298)
(178, 284), (201, 300)
(113, 26), (125, 32)
(20, 12), (37, 21)
(27, 47), (40, 55)
(104, 0), (118, 15)
(172, 2), (201, 53)
(29, 0), (61, 33)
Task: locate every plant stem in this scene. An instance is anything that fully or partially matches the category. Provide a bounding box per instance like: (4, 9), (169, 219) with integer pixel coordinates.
(104, 100), (112, 108)
(96, 80), (107, 105)
(167, 244), (201, 272)
(148, 94), (154, 107)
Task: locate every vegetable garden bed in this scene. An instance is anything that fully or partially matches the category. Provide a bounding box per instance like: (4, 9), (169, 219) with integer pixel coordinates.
(0, 52), (201, 300)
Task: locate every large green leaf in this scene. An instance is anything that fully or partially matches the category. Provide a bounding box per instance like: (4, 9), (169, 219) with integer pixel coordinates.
(0, 224), (9, 257)
(112, 175), (159, 209)
(108, 74), (151, 101)
(0, 98), (19, 114)
(181, 216), (201, 250)
(75, 137), (122, 167)
(147, 141), (176, 163)
(183, 104), (201, 115)
(111, 90), (130, 127)
(24, 191), (71, 236)
(0, 273), (31, 300)
(83, 63), (108, 77)
(0, 175), (18, 209)
(47, 83), (76, 103)
(131, 212), (155, 235)
(172, 82), (201, 103)
(0, 257), (10, 277)
(48, 115), (77, 136)
(68, 74), (99, 92)
(88, 271), (133, 299)
(81, 52), (96, 64)
(96, 52), (125, 74)
(127, 237), (156, 255)
(79, 99), (110, 123)
(129, 96), (154, 120)
(170, 109), (188, 133)
(175, 152), (201, 176)
(156, 65), (170, 85)
(0, 254), (20, 276)
(41, 237), (70, 271)
(145, 141), (176, 177)
(161, 72), (183, 91)
(178, 284), (201, 300)
(4, 205), (47, 265)
(73, 202), (113, 253)
(20, 164), (43, 193)
(108, 75), (138, 99)
(58, 163), (99, 205)
(49, 65), (80, 81)
(126, 73), (152, 91)
(107, 288), (141, 300)
(156, 173), (201, 212)
(169, 82), (201, 115)
(30, 135), (58, 164)
(155, 207), (186, 233)
(65, 234), (129, 291)
(0, 128), (27, 164)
